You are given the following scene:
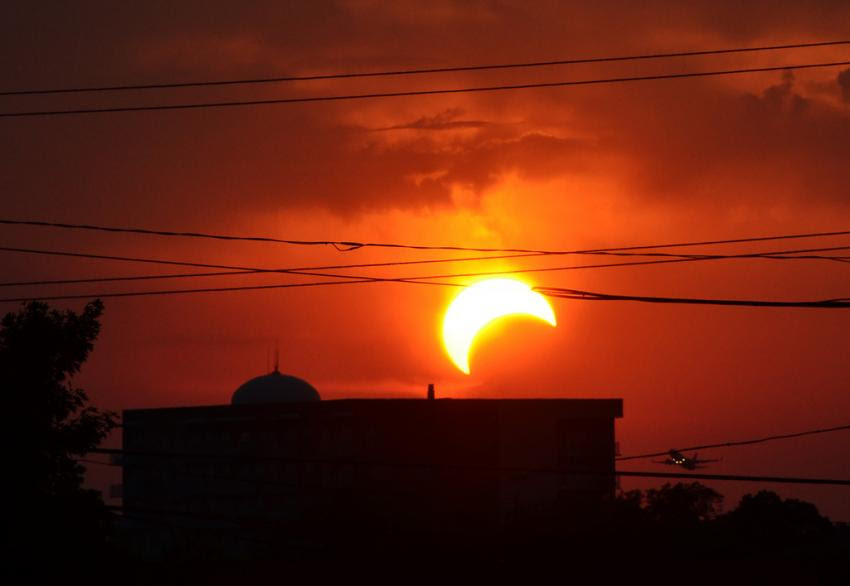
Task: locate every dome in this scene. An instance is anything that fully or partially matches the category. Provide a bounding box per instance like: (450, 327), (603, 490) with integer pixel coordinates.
(231, 368), (320, 405)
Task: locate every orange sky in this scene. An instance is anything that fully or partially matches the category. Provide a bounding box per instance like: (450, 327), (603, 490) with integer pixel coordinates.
(1, 1), (849, 519)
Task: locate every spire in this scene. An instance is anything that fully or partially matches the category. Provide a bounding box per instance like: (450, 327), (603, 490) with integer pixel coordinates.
(274, 341), (280, 373)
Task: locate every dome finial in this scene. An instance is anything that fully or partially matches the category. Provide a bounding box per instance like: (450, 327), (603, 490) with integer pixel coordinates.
(231, 364), (320, 404)
(274, 341), (279, 373)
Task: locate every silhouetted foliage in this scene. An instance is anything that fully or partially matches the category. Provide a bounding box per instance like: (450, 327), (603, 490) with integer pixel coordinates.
(591, 482), (850, 570)
(716, 490), (844, 558)
(644, 481), (722, 527)
(726, 490), (830, 537)
(607, 488), (647, 525)
(1, 300), (117, 569)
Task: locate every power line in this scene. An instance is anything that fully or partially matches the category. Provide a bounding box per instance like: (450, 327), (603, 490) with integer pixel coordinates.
(0, 274), (454, 304)
(614, 470), (850, 486)
(278, 245), (850, 283)
(537, 286), (850, 308)
(85, 455), (850, 488)
(3, 218), (850, 254)
(1, 267), (847, 306)
(0, 219), (379, 250)
(0, 273), (444, 303)
(0, 244), (336, 271)
(87, 449), (850, 487)
(2, 244), (850, 304)
(1, 229), (848, 303)
(96, 450), (850, 488)
(2, 60), (849, 118)
(0, 249), (542, 287)
(3, 244), (848, 279)
(2, 242), (849, 285)
(2, 245), (848, 289)
(617, 423), (850, 462)
(4, 39), (848, 96)
(0, 245), (572, 294)
(588, 250), (850, 262)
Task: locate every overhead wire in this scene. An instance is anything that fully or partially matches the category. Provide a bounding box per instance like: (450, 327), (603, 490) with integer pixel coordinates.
(614, 470), (850, 486)
(80, 454), (850, 513)
(1, 242), (850, 303)
(587, 250), (850, 262)
(0, 277), (452, 303)
(0, 247), (542, 287)
(2, 218), (850, 254)
(0, 273), (847, 307)
(84, 448), (850, 487)
(1, 244), (848, 289)
(617, 423), (850, 462)
(536, 287), (850, 308)
(2, 60), (850, 118)
(4, 39), (849, 96)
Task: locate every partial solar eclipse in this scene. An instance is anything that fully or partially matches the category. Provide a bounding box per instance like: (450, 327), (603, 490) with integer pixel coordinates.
(442, 278), (557, 374)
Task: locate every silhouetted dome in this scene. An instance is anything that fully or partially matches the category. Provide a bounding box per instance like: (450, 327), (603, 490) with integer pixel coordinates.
(231, 368), (320, 405)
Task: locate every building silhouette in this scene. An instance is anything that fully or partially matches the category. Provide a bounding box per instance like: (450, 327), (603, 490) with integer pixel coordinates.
(120, 367), (623, 558)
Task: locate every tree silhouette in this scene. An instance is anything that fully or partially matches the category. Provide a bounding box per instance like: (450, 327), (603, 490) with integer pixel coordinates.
(2, 299), (117, 568)
(644, 481), (723, 527)
(717, 490), (838, 557)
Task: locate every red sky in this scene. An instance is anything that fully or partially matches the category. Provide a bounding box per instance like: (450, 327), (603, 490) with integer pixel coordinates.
(2, 1), (849, 519)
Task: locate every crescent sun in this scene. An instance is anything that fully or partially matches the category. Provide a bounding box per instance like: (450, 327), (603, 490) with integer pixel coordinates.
(442, 278), (557, 375)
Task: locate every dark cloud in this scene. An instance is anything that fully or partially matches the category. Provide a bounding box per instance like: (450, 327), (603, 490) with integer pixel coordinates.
(0, 99), (588, 221)
(3, 0), (850, 222)
(567, 72), (850, 207)
(838, 68), (850, 103)
(374, 108), (491, 131)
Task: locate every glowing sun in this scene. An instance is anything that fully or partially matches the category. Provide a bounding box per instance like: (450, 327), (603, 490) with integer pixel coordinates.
(441, 278), (557, 374)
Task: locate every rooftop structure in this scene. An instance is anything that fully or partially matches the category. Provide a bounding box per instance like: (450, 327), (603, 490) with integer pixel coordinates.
(120, 380), (623, 558)
(230, 367), (320, 405)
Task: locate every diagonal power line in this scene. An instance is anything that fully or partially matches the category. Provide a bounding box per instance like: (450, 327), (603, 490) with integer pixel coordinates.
(0, 244), (848, 289)
(617, 423), (850, 461)
(2, 60), (850, 118)
(3, 39), (848, 96)
(0, 259), (848, 305)
(85, 448), (850, 487)
(2, 218), (850, 254)
(536, 286), (850, 308)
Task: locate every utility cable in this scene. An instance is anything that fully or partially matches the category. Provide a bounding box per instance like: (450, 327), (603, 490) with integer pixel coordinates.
(1, 274), (847, 306)
(2, 60), (849, 118)
(536, 286), (850, 308)
(2, 245), (850, 304)
(86, 448), (850, 487)
(617, 423), (850, 461)
(2, 218), (850, 254)
(614, 470), (850, 486)
(1, 245), (848, 289)
(4, 39), (848, 96)
(0, 249), (542, 287)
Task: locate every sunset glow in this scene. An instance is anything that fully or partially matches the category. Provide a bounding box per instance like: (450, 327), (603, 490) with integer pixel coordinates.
(442, 278), (557, 374)
(3, 2), (850, 530)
